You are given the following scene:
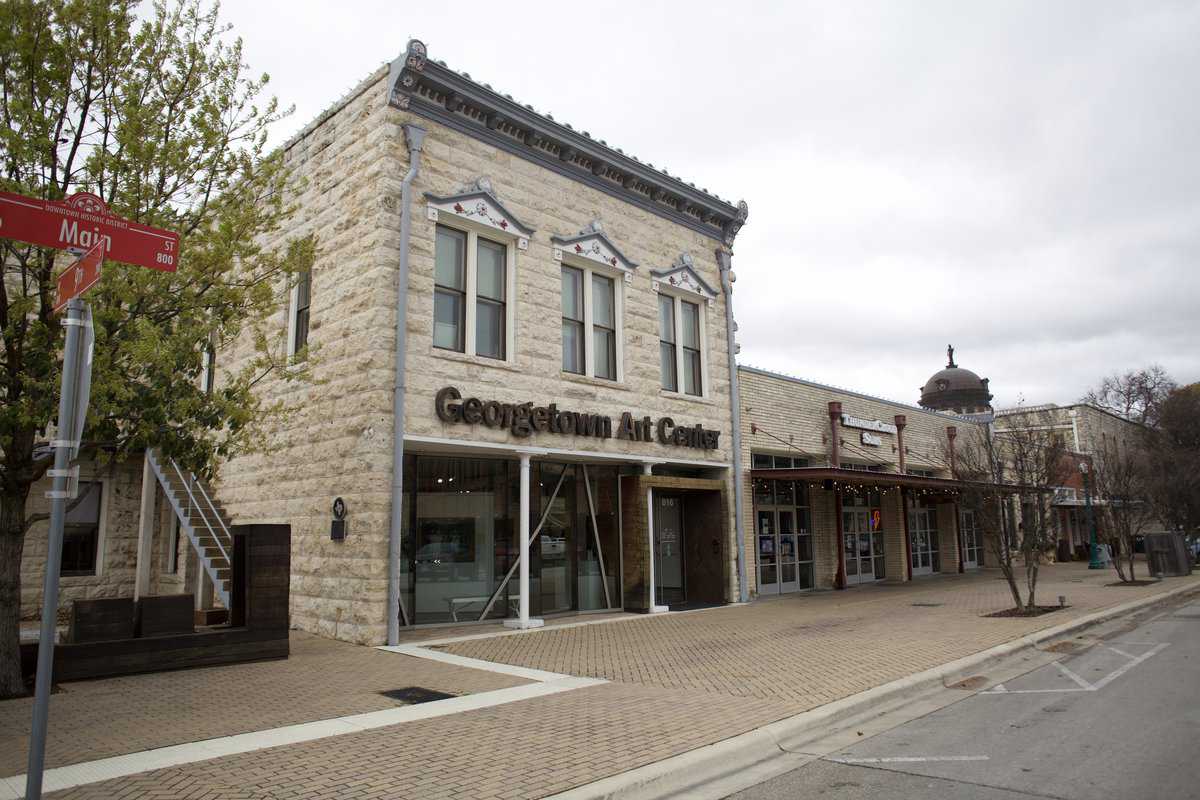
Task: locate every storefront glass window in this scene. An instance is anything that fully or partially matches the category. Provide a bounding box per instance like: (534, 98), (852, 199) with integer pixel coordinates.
(752, 477), (814, 593)
(409, 456), (517, 625)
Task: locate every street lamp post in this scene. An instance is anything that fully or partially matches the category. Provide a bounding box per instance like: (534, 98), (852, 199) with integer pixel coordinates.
(1080, 462), (1104, 570)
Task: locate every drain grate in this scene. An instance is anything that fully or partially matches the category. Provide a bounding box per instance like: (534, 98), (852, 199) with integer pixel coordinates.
(911, 602), (943, 607)
(381, 686), (457, 704)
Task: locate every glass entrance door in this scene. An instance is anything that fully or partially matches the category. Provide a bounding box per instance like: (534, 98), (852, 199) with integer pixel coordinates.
(961, 509), (982, 568)
(654, 493), (685, 606)
(757, 508), (799, 594)
(908, 505), (940, 576)
(843, 508), (883, 585)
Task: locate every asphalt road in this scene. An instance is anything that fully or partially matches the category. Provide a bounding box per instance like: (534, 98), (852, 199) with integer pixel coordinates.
(727, 596), (1200, 800)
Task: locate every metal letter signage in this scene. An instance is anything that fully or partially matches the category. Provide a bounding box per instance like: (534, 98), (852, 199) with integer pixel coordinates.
(434, 386), (721, 451)
(0, 190), (179, 272)
(840, 413), (898, 436)
(861, 431), (882, 447)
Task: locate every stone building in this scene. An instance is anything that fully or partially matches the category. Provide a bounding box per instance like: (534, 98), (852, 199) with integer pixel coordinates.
(204, 39), (751, 642)
(738, 366), (990, 597)
(993, 402), (1155, 559)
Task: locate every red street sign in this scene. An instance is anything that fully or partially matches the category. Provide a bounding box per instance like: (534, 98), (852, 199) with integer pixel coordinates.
(54, 240), (105, 314)
(0, 190), (178, 272)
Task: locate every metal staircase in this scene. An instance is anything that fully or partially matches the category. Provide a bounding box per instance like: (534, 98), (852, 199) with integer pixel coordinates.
(146, 448), (233, 606)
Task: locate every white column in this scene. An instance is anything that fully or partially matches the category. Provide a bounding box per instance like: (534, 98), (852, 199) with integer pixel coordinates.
(504, 452), (544, 630)
(134, 450), (156, 600)
(644, 463), (669, 613)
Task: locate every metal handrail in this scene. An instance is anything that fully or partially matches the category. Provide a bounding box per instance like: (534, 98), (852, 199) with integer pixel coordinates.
(170, 458), (231, 566)
(189, 467), (233, 551)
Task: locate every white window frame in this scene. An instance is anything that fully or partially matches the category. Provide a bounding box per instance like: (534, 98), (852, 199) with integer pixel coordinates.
(286, 270), (312, 359)
(560, 256), (625, 382)
(433, 219), (518, 364)
(199, 341), (215, 395)
(656, 289), (709, 398)
(60, 477), (110, 580)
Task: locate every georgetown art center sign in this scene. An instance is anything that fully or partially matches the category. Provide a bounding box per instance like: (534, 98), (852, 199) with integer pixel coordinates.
(435, 386), (721, 450)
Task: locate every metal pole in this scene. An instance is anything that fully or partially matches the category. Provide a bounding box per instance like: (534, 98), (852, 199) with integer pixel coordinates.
(26, 297), (84, 799)
(1083, 466), (1104, 569)
(518, 453), (531, 624)
(716, 250), (749, 604)
(387, 124), (426, 644)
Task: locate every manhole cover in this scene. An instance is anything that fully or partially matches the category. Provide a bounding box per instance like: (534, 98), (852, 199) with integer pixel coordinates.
(381, 686), (457, 704)
(911, 602), (943, 607)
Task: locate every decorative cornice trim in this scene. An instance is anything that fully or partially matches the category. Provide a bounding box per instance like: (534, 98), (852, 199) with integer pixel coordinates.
(389, 39), (749, 246)
(424, 178), (534, 248)
(651, 253), (719, 302)
(551, 220), (638, 273)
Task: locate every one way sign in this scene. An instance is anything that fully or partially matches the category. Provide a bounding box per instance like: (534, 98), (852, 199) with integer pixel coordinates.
(53, 240), (105, 314)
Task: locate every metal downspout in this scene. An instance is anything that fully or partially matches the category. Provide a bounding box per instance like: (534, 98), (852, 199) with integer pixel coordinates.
(717, 250), (749, 604)
(388, 124), (426, 645)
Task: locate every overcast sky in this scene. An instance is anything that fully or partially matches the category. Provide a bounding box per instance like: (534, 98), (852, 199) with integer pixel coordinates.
(218, 1), (1200, 410)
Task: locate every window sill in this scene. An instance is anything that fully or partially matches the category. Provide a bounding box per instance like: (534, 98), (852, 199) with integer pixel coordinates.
(658, 388), (717, 406)
(560, 372), (630, 392)
(430, 347), (523, 373)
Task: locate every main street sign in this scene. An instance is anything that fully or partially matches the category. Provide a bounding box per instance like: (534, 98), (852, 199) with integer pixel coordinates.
(0, 190), (178, 272)
(53, 240), (105, 314)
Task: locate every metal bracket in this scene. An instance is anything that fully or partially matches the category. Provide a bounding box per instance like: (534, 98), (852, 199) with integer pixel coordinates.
(45, 490), (73, 499)
(47, 467), (79, 478)
(62, 317), (93, 329)
(50, 439), (79, 449)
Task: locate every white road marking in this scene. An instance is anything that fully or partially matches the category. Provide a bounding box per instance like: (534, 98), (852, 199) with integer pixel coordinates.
(830, 755), (990, 764)
(1092, 643), (1170, 690)
(980, 642), (1169, 695)
(1054, 662), (1094, 690)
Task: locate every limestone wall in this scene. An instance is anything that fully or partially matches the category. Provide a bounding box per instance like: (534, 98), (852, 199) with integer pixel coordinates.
(213, 69), (739, 643)
(21, 459), (142, 620)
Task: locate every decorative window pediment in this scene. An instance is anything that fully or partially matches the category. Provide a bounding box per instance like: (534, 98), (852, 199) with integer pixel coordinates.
(425, 177), (534, 250)
(552, 221), (638, 278)
(651, 253), (718, 305)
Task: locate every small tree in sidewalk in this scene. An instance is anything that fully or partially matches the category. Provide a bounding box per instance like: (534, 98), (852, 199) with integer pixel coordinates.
(1088, 437), (1154, 582)
(953, 410), (1069, 614)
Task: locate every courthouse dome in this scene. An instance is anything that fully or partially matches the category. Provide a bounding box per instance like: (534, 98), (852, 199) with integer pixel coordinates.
(919, 345), (993, 415)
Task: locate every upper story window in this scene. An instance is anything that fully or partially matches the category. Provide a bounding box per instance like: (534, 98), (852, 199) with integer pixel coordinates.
(659, 294), (705, 396)
(288, 269), (311, 359)
(199, 341), (215, 395)
(561, 265), (619, 380)
(426, 180), (534, 365)
(553, 221), (635, 382)
(434, 224), (509, 360)
(652, 253), (717, 398)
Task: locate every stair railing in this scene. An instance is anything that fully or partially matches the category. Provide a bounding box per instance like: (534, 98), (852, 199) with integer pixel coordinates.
(170, 458), (231, 566)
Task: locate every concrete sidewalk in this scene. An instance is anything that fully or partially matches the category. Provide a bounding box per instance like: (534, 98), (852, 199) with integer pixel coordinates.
(3, 563), (1195, 800)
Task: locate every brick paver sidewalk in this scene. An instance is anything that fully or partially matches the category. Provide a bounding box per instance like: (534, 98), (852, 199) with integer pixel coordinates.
(0, 630), (529, 777)
(9, 564), (1196, 800)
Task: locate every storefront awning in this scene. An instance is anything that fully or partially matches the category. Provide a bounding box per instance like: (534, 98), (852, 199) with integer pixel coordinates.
(750, 467), (1040, 495)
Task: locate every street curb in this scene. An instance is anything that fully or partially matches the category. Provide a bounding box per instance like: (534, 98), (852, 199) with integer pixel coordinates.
(544, 580), (1200, 800)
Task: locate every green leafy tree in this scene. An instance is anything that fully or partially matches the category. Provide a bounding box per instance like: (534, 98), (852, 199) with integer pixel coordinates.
(0, 0), (313, 698)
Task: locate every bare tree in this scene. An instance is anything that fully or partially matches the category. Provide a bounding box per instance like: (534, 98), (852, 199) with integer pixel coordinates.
(1146, 383), (1200, 544)
(1082, 365), (1176, 427)
(1088, 436), (1154, 581)
(955, 410), (1069, 613)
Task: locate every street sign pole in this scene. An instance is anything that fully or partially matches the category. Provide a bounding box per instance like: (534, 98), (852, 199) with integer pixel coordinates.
(25, 297), (87, 800)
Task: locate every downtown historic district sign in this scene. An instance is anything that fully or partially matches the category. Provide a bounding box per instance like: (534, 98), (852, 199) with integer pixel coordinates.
(0, 190), (179, 272)
(435, 386), (721, 450)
